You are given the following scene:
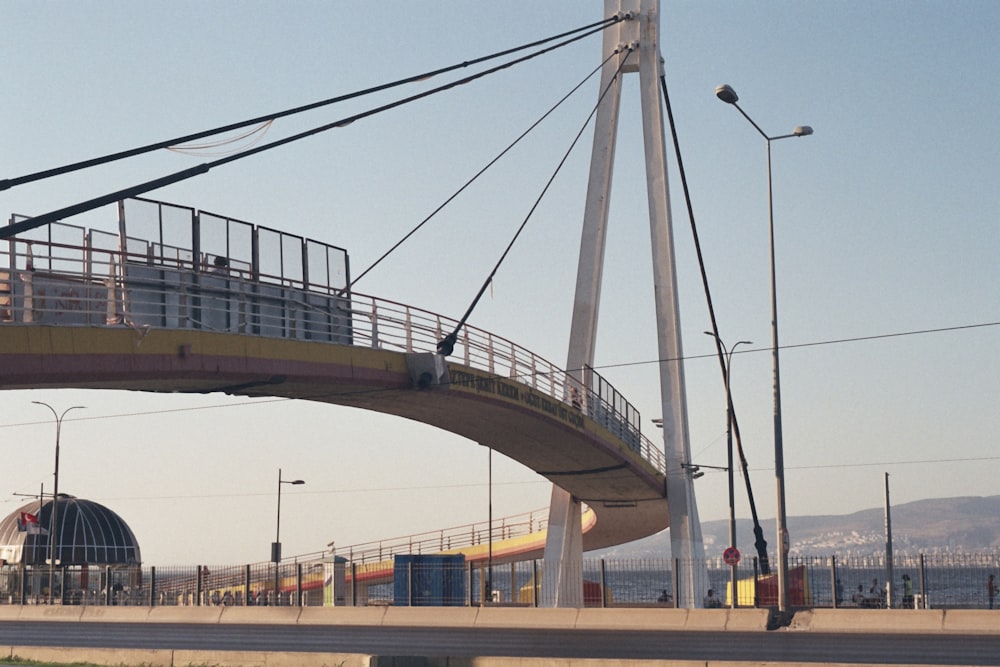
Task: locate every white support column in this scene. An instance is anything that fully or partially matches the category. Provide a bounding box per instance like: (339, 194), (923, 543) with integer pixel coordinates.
(563, 0), (631, 373)
(636, 0), (706, 608)
(542, 0), (635, 609)
(545, 0), (704, 609)
(540, 485), (583, 607)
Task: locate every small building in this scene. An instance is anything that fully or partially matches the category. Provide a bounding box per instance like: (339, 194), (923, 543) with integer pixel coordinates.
(0, 494), (141, 603)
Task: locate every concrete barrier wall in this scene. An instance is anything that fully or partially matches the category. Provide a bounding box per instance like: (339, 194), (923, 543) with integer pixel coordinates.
(3, 607), (999, 667)
(4, 605), (995, 633)
(791, 608), (1000, 635)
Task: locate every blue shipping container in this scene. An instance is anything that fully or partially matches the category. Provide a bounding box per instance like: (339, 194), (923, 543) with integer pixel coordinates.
(393, 554), (466, 606)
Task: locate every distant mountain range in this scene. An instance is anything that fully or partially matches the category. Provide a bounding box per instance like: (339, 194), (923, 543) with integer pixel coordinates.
(589, 496), (1000, 559)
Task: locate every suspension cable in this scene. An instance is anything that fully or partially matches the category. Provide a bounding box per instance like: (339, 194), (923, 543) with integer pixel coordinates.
(658, 70), (770, 574)
(0, 22), (616, 242)
(437, 46), (637, 356)
(0, 16), (623, 194)
(343, 51), (620, 295)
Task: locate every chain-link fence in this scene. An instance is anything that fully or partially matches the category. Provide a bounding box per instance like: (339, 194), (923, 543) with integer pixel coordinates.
(3, 553), (998, 609)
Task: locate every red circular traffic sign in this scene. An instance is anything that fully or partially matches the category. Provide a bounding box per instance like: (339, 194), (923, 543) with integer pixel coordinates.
(723, 547), (741, 566)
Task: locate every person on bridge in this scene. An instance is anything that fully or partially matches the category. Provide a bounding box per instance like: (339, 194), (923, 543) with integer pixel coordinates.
(210, 255), (229, 274)
(901, 574), (914, 609)
(869, 578), (883, 605)
(988, 573), (996, 609)
(703, 589), (721, 608)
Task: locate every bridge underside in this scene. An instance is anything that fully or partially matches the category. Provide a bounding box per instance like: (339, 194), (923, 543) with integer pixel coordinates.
(0, 325), (668, 551)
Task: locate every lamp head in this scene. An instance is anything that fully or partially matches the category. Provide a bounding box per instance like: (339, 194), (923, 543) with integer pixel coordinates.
(715, 84), (738, 104)
(794, 125), (814, 136)
(289, 479), (305, 485)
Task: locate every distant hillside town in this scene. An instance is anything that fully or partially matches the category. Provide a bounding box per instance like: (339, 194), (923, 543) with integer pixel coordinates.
(590, 496), (1000, 560)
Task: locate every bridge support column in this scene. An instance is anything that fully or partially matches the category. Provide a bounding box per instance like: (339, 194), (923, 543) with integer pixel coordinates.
(540, 486), (583, 608)
(635, 0), (708, 608)
(550, 0), (706, 608)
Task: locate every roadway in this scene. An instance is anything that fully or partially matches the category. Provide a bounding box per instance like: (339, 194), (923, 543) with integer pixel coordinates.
(0, 619), (998, 665)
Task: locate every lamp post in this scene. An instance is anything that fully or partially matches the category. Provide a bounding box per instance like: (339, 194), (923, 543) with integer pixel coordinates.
(272, 468), (304, 605)
(704, 333), (751, 608)
(715, 83), (812, 612)
(33, 401), (85, 604)
(488, 445), (493, 605)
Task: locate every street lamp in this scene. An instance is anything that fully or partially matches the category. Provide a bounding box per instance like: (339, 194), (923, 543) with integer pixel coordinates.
(487, 445), (494, 605)
(272, 468), (304, 605)
(33, 401), (85, 604)
(704, 332), (752, 608)
(715, 83), (813, 612)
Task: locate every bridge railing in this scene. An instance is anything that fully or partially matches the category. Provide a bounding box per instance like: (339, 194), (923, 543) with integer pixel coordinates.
(321, 508), (551, 565)
(1, 218), (664, 474)
(295, 291), (662, 472)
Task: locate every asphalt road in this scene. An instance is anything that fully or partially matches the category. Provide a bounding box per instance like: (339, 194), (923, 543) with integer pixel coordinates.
(0, 621), (999, 665)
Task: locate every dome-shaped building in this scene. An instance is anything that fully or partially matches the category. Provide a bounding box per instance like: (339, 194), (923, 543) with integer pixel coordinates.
(0, 495), (140, 567)
(0, 495), (141, 603)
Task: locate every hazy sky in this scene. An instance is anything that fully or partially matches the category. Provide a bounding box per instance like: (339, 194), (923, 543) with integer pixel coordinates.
(2, 1), (997, 565)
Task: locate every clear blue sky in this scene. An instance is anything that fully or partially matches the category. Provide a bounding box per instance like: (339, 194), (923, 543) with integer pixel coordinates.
(1, 1), (997, 565)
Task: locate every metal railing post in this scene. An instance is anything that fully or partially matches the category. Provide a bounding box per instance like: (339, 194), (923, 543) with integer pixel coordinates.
(830, 555), (838, 608)
(532, 560), (539, 607)
(404, 307), (413, 351)
(297, 562), (303, 607)
(918, 553), (926, 608)
(753, 557), (760, 608)
(467, 562), (474, 607)
(408, 561), (415, 606)
(673, 558), (680, 607)
(351, 562), (358, 607)
(600, 559), (608, 608)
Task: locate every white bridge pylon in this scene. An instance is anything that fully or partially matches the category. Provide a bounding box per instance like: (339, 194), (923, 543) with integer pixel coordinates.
(541, 0), (707, 609)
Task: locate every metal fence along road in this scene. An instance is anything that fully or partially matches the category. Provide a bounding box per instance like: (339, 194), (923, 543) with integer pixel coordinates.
(3, 553), (999, 611)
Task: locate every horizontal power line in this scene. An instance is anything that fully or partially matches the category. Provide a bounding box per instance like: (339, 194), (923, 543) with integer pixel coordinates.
(12, 453), (997, 506)
(588, 321), (1000, 373)
(4, 320), (994, 432)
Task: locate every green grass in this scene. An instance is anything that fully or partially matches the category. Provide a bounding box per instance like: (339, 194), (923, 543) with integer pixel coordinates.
(0, 658), (170, 667)
(1, 659), (103, 667)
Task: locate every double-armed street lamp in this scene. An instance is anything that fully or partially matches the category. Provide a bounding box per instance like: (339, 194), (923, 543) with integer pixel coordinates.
(704, 333), (752, 608)
(33, 401), (85, 604)
(272, 468), (304, 604)
(715, 83), (813, 612)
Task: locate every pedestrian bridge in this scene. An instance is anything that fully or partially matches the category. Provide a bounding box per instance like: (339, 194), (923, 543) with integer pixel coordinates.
(0, 198), (669, 553)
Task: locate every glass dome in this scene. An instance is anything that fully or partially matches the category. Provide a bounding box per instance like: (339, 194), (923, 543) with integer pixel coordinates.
(0, 495), (140, 566)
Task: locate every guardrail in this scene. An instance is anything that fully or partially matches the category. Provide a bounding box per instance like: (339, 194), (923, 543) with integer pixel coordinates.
(4, 553), (999, 609)
(1, 215), (665, 475)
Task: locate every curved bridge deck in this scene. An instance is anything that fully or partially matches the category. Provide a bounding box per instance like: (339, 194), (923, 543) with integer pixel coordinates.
(0, 202), (670, 550)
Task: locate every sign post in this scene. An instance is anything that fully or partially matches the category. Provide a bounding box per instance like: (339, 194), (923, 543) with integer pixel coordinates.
(723, 547), (741, 607)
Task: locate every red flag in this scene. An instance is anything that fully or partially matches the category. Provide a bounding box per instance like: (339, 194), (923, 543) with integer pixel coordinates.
(18, 512), (46, 535)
